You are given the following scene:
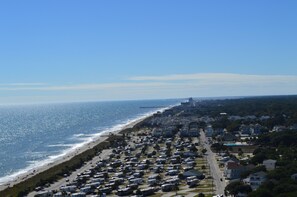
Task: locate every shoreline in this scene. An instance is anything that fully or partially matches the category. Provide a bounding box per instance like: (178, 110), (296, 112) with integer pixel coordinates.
(0, 107), (166, 196)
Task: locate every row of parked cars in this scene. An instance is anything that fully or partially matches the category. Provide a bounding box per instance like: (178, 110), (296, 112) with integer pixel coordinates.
(36, 132), (204, 197)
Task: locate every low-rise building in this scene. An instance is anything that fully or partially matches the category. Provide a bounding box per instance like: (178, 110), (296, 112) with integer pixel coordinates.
(205, 125), (214, 137)
(152, 127), (175, 138)
(224, 160), (246, 180)
(243, 171), (267, 190)
(222, 133), (237, 144)
(263, 159), (277, 171)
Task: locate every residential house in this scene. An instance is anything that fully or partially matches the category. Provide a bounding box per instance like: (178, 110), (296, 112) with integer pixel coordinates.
(291, 173), (297, 181)
(152, 128), (163, 137)
(251, 123), (263, 135)
(163, 109), (174, 117)
(180, 122), (200, 137)
(263, 159), (277, 171)
(222, 133), (237, 144)
(243, 171), (267, 191)
(260, 116), (270, 121)
(289, 124), (297, 131)
(243, 115), (257, 120)
(229, 115), (243, 121)
(152, 127), (175, 138)
(272, 126), (287, 132)
(180, 129), (200, 137)
(214, 128), (225, 136)
(205, 125), (214, 137)
(224, 160), (246, 180)
(240, 124), (251, 135)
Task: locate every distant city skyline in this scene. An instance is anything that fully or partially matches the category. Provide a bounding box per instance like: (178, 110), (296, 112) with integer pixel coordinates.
(0, 1), (296, 104)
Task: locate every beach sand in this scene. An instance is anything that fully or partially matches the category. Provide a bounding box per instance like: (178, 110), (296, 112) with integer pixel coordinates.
(0, 114), (152, 195)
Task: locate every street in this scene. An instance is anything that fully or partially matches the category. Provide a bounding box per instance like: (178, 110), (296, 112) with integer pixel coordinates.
(27, 149), (112, 197)
(200, 131), (226, 196)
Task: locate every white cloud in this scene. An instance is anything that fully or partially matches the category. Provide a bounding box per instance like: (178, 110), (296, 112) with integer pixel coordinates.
(0, 82), (171, 91)
(0, 83), (46, 87)
(0, 73), (296, 104)
(0, 73), (296, 92)
(129, 73), (297, 84)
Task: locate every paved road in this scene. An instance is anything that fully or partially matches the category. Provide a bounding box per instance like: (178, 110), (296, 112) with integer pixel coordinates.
(28, 149), (112, 197)
(200, 131), (226, 196)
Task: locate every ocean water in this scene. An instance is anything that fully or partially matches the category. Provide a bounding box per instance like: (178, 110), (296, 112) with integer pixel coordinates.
(0, 99), (179, 184)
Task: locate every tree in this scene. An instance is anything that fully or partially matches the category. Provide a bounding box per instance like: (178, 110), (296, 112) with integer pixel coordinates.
(226, 121), (241, 132)
(240, 165), (266, 179)
(190, 145), (198, 152)
(154, 144), (160, 151)
(248, 188), (273, 197)
(211, 143), (227, 152)
(178, 173), (184, 180)
(251, 152), (267, 165)
(198, 193), (205, 197)
(202, 149), (207, 154)
(225, 181), (252, 196)
(237, 185), (252, 194)
(225, 181), (241, 196)
(238, 148), (244, 157)
(135, 189), (142, 196)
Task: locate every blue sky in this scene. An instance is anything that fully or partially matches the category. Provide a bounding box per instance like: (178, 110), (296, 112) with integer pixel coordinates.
(0, 1), (296, 104)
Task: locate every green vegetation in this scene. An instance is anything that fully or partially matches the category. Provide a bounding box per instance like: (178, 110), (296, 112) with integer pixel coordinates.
(225, 131), (297, 197)
(225, 181), (252, 196)
(196, 95), (297, 130)
(202, 148), (207, 154)
(210, 96), (297, 197)
(3, 95), (297, 197)
(0, 136), (121, 197)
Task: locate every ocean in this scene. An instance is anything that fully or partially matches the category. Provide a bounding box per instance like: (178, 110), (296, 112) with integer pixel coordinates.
(0, 99), (180, 184)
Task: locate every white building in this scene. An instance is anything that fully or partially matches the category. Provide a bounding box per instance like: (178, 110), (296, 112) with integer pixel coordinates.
(263, 159), (277, 171)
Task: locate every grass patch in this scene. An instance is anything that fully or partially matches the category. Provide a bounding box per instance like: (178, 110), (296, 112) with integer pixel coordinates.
(151, 193), (163, 197)
(0, 136), (123, 197)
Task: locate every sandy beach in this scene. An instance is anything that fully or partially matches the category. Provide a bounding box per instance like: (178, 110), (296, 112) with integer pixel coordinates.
(0, 113), (153, 195)
(0, 101), (221, 197)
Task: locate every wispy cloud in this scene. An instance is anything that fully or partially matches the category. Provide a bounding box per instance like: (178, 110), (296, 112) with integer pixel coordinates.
(0, 73), (296, 104)
(0, 82), (171, 91)
(0, 73), (296, 92)
(129, 73), (297, 84)
(0, 83), (46, 87)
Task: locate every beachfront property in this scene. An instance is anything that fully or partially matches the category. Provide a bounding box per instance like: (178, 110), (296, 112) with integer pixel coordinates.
(8, 97), (296, 197)
(28, 103), (220, 197)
